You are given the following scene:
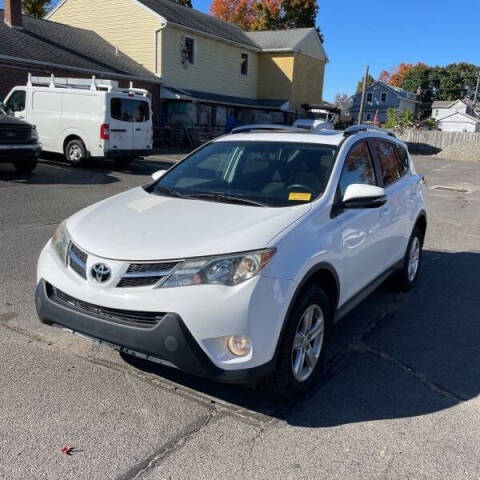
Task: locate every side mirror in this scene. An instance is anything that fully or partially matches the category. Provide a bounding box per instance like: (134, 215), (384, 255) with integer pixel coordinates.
(151, 170), (166, 181)
(341, 184), (386, 209)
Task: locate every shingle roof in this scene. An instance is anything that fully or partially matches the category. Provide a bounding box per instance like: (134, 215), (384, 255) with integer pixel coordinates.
(137, 0), (258, 49)
(0, 10), (158, 82)
(431, 100), (464, 108)
(245, 28), (314, 49)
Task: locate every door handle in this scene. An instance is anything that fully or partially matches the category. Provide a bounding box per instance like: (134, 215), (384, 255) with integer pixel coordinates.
(379, 207), (390, 217)
(135, 128), (142, 131)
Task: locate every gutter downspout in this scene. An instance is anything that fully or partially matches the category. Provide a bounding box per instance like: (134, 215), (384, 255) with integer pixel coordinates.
(154, 20), (167, 77)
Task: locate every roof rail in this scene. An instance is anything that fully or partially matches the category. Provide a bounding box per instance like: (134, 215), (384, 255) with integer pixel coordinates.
(343, 124), (396, 138)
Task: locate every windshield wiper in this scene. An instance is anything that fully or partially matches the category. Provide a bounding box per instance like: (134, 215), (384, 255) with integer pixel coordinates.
(189, 192), (267, 207)
(153, 185), (191, 199)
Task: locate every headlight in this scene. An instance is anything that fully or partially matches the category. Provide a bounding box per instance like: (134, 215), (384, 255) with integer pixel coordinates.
(30, 126), (39, 141)
(160, 249), (275, 288)
(51, 221), (71, 264)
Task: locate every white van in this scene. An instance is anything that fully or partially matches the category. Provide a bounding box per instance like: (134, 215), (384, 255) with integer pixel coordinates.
(4, 75), (153, 167)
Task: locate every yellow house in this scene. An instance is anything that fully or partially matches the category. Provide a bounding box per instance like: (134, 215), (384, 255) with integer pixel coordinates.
(47, 0), (328, 125)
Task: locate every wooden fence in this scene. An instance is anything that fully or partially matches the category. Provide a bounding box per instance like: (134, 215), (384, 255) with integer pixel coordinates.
(397, 130), (480, 154)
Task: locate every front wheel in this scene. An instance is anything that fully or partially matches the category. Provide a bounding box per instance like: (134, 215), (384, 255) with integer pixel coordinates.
(14, 158), (38, 173)
(391, 226), (423, 291)
(261, 285), (331, 400)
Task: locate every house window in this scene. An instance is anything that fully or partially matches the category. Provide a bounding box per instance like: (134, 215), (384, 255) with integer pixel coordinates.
(241, 53), (248, 75)
(366, 92), (373, 102)
(380, 92), (387, 103)
(184, 37), (194, 65)
(435, 109), (439, 116)
(366, 113), (372, 121)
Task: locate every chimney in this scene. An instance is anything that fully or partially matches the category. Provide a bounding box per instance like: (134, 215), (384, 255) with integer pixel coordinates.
(4, 0), (23, 29)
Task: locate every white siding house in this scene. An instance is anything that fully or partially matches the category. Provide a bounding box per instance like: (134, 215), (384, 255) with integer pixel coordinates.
(432, 100), (469, 121)
(437, 112), (480, 132)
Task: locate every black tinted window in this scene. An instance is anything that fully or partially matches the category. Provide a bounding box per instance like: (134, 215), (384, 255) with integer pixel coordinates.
(7, 90), (26, 112)
(371, 140), (401, 186)
(339, 142), (376, 197)
(395, 143), (409, 176)
(111, 98), (149, 122)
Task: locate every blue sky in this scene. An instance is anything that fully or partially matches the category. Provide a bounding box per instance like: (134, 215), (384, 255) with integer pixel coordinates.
(3, 0), (479, 101)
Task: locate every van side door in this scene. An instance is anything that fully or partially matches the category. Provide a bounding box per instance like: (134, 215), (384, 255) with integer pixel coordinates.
(109, 97), (134, 152)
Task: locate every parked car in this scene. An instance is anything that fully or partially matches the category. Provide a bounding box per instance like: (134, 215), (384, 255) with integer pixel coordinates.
(4, 75), (152, 167)
(35, 127), (427, 399)
(0, 102), (41, 173)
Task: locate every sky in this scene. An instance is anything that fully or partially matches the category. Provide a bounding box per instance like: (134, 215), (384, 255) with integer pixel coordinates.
(3, 0), (479, 101)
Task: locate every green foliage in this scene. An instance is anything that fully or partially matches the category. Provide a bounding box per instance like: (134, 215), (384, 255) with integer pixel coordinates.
(384, 107), (415, 129)
(356, 74), (375, 93)
(423, 117), (437, 130)
(281, 0), (318, 28)
(21, 0), (51, 17)
(384, 108), (400, 129)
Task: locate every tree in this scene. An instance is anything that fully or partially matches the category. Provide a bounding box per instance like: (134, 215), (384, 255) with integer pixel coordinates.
(176, 0), (192, 6)
(356, 73), (374, 93)
(333, 93), (350, 110)
(22, 0), (51, 17)
(390, 63), (413, 87)
(402, 63), (433, 118)
(378, 70), (391, 83)
(281, 0), (318, 29)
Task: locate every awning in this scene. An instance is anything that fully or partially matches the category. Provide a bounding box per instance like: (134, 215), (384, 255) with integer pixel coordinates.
(161, 86), (290, 111)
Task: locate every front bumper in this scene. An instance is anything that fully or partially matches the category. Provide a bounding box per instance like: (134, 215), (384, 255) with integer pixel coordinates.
(0, 143), (41, 162)
(36, 242), (296, 383)
(35, 279), (273, 383)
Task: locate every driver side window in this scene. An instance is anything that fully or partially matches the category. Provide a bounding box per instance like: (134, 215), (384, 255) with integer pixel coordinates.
(339, 141), (377, 198)
(6, 90), (26, 113)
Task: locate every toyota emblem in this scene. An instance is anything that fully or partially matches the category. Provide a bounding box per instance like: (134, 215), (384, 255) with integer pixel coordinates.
(91, 263), (111, 283)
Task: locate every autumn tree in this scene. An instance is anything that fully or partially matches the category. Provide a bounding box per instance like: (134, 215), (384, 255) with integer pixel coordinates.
(378, 70), (391, 83)
(390, 63), (413, 87)
(281, 0), (318, 28)
(22, 0), (51, 17)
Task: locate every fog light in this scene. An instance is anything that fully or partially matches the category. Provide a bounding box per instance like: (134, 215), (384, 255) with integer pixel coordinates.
(227, 335), (251, 356)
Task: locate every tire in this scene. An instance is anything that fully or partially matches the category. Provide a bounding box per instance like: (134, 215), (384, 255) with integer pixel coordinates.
(113, 156), (135, 168)
(261, 285), (331, 401)
(65, 138), (87, 167)
(14, 158), (38, 173)
(391, 226), (423, 291)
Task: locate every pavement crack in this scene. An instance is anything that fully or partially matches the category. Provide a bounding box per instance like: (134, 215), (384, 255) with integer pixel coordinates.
(352, 341), (466, 404)
(117, 409), (220, 480)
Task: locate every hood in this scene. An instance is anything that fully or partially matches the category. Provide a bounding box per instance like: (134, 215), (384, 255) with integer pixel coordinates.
(0, 113), (32, 128)
(67, 187), (310, 261)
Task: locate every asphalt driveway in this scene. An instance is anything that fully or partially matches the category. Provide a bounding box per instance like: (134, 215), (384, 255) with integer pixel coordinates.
(0, 153), (479, 479)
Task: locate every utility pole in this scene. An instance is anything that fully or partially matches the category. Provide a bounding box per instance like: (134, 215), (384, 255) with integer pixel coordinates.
(358, 65), (369, 124)
(473, 72), (480, 106)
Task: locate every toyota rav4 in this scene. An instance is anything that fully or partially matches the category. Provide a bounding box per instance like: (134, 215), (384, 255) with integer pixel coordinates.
(35, 127), (427, 399)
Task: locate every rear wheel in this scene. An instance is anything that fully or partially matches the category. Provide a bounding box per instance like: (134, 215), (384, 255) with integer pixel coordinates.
(65, 138), (87, 166)
(14, 158), (38, 173)
(261, 285), (331, 400)
(391, 226), (423, 291)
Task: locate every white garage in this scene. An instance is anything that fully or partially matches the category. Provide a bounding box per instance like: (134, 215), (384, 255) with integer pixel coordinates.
(438, 112), (480, 133)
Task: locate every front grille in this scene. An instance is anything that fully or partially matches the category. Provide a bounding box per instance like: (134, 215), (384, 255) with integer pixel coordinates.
(0, 126), (32, 144)
(68, 243), (88, 279)
(46, 283), (165, 328)
(117, 261), (180, 288)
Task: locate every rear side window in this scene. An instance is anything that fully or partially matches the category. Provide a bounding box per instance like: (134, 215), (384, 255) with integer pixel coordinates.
(111, 98), (150, 122)
(6, 90), (26, 112)
(395, 143), (410, 176)
(339, 141), (376, 198)
(371, 139), (402, 186)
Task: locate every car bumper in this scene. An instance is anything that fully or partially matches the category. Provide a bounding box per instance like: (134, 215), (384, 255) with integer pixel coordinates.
(36, 242), (296, 383)
(104, 149), (152, 158)
(0, 143), (41, 162)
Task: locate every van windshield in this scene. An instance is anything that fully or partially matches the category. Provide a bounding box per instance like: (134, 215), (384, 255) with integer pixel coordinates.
(149, 141), (337, 207)
(111, 98), (150, 122)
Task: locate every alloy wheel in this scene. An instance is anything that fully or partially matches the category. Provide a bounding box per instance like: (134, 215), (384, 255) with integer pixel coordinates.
(291, 304), (325, 382)
(408, 236), (420, 281)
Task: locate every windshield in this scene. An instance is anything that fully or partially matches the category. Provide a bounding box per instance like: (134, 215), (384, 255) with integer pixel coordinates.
(149, 141), (337, 207)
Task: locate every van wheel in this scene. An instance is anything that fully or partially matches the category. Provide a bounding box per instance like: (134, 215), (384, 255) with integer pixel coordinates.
(113, 156), (135, 168)
(65, 139), (87, 166)
(391, 226), (423, 291)
(261, 285), (331, 401)
(14, 158), (38, 173)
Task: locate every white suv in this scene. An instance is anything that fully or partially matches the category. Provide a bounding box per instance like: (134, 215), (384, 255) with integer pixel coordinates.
(35, 127), (427, 399)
